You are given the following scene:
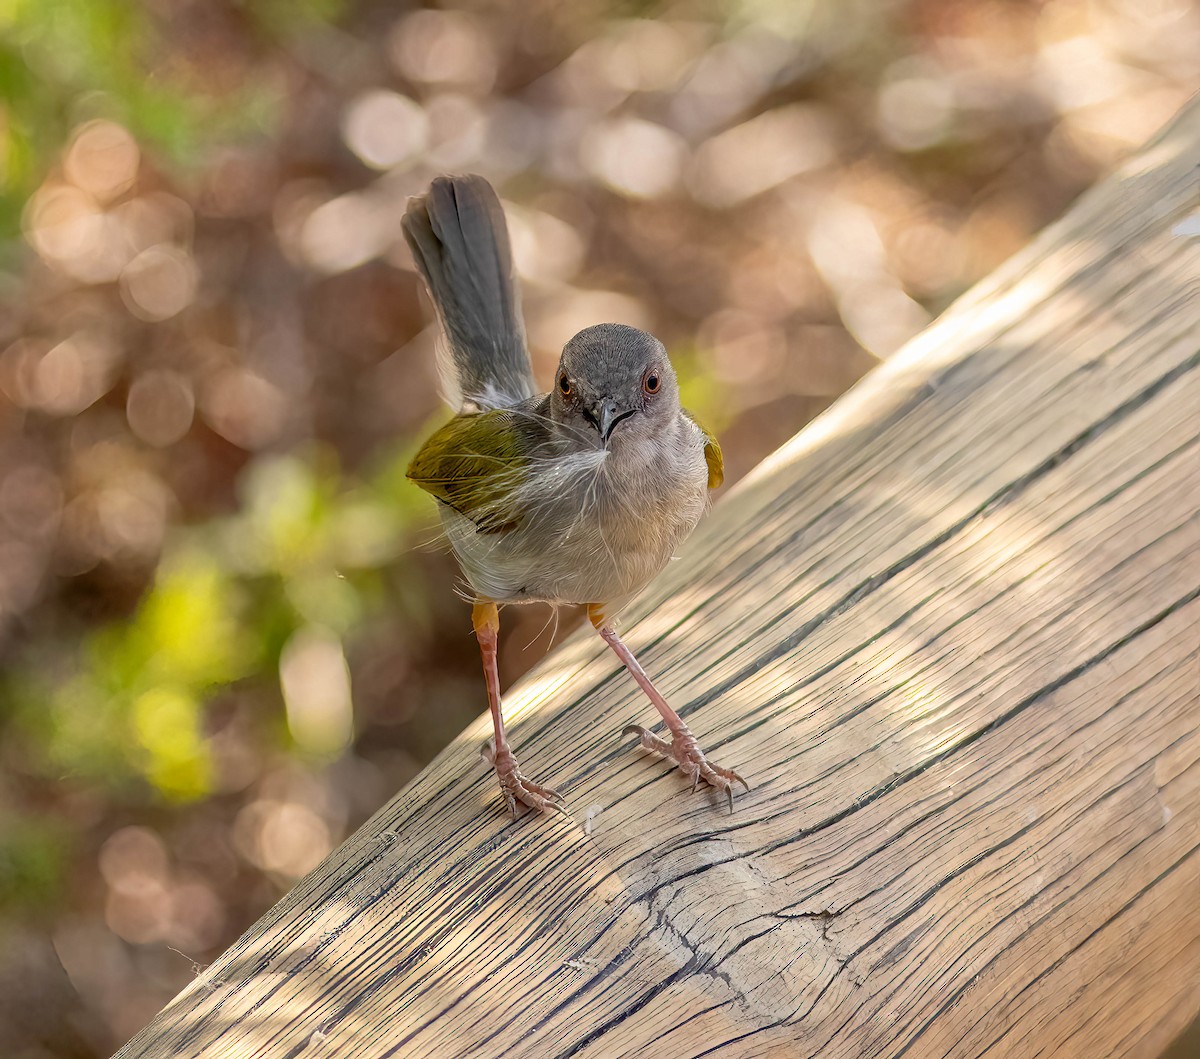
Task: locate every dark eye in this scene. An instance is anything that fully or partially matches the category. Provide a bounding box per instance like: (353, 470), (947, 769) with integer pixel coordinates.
(644, 372), (660, 395)
(558, 373), (572, 396)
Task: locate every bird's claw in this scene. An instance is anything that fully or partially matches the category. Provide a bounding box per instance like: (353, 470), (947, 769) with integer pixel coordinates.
(481, 741), (567, 818)
(622, 724), (750, 812)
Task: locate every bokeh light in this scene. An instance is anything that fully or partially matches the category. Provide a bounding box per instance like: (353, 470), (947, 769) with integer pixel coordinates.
(280, 626), (355, 756)
(119, 246), (198, 322)
(125, 370), (195, 447)
(389, 9), (498, 91)
(63, 121), (140, 203)
(580, 117), (687, 199)
(341, 90), (429, 170)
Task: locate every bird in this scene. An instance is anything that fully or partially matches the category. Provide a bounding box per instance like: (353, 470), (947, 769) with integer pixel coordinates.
(402, 174), (747, 816)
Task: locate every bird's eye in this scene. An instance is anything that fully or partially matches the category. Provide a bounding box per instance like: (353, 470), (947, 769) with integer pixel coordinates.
(644, 372), (660, 395)
(558, 373), (572, 396)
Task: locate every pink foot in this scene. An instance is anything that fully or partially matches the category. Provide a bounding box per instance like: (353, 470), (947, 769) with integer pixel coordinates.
(623, 724), (750, 812)
(482, 742), (567, 818)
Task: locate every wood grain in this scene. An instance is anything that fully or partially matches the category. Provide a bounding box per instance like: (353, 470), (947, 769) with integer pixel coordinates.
(117, 100), (1200, 1059)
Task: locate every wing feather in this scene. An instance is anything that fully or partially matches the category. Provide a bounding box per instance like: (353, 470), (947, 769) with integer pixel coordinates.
(407, 409), (545, 533)
(683, 410), (724, 489)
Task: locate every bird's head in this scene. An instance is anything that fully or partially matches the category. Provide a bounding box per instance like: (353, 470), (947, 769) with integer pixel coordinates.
(551, 323), (679, 449)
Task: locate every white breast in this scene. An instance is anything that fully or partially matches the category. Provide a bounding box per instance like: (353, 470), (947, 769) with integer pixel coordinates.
(440, 417), (709, 610)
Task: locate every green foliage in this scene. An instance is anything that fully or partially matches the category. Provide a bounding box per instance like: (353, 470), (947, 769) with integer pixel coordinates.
(0, 816), (67, 913)
(11, 446), (423, 803)
(27, 550), (250, 801)
(0, 0), (342, 241)
(250, 0), (346, 36)
(674, 344), (733, 435)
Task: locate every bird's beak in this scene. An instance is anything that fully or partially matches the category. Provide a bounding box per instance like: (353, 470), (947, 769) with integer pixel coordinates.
(596, 399), (634, 443)
(598, 400), (619, 441)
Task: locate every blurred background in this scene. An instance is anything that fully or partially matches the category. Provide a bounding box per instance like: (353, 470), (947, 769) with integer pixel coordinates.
(0, 0), (1195, 1054)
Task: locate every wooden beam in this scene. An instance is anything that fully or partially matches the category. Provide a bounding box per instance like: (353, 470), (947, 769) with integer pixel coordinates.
(117, 100), (1200, 1059)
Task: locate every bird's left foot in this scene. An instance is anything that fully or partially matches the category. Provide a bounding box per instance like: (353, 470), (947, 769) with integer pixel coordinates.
(623, 723), (750, 812)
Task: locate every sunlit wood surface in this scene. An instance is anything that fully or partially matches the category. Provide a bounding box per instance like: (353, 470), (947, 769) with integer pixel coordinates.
(117, 101), (1200, 1059)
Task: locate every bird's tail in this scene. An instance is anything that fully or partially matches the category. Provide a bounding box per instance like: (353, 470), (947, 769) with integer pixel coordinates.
(402, 175), (534, 411)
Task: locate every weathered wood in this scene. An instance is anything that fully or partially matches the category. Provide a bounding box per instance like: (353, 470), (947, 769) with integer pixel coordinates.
(118, 102), (1200, 1059)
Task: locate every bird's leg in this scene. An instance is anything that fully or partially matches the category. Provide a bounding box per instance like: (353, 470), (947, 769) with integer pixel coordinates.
(588, 604), (749, 811)
(472, 602), (565, 817)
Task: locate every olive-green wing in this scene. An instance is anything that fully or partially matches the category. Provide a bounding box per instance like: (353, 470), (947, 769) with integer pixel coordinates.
(407, 410), (543, 533)
(684, 410), (724, 489)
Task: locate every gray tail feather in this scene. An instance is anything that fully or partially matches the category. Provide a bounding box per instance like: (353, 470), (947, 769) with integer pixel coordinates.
(402, 175), (534, 411)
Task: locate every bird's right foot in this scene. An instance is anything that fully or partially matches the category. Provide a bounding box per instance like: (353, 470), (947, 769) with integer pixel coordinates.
(481, 741), (567, 818)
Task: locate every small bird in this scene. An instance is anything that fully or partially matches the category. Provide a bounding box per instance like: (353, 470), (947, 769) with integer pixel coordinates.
(403, 174), (747, 816)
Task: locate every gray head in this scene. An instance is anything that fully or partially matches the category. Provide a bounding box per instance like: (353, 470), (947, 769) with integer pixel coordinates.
(551, 323), (679, 449)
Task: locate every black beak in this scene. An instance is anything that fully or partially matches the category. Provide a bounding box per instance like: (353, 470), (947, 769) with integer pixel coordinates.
(594, 399), (635, 442)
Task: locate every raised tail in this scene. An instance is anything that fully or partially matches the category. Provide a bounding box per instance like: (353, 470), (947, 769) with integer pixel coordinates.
(402, 175), (534, 411)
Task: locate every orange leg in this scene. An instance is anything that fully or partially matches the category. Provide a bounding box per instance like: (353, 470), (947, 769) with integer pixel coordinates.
(588, 604), (749, 811)
(472, 602), (565, 817)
